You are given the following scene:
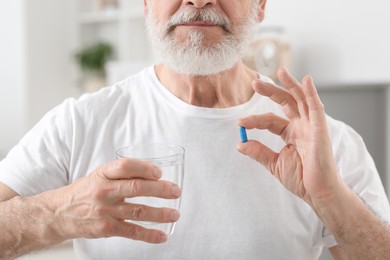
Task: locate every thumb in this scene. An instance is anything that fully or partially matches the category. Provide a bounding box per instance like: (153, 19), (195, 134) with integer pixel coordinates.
(237, 140), (277, 173)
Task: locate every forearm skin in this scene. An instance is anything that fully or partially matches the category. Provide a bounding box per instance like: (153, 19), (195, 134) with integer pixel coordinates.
(314, 183), (390, 259)
(0, 194), (65, 259)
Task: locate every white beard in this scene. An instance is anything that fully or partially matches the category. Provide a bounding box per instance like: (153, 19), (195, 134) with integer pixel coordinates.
(146, 6), (259, 76)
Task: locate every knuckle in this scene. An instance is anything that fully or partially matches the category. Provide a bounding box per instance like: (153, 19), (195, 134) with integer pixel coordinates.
(96, 220), (115, 236)
(138, 160), (151, 170)
(262, 113), (275, 124)
(114, 159), (131, 172)
(145, 231), (160, 244)
(137, 161), (155, 177)
(122, 224), (164, 243)
(127, 225), (141, 240)
(90, 185), (111, 200)
(131, 205), (146, 221)
(113, 159), (153, 178)
(94, 204), (109, 218)
(129, 179), (144, 194)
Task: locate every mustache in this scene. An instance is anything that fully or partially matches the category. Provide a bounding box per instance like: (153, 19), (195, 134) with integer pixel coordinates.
(166, 8), (232, 33)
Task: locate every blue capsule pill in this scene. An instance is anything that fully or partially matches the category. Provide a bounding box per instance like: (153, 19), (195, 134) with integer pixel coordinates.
(240, 126), (248, 143)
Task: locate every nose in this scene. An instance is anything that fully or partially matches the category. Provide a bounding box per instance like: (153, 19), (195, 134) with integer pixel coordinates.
(184, 0), (216, 8)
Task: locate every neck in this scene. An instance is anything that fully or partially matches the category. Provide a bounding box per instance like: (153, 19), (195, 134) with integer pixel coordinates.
(155, 62), (259, 108)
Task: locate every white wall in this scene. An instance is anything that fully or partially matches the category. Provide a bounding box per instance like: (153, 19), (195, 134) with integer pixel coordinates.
(0, 0), (27, 155)
(0, 0), (79, 155)
(25, 0), (78, 127)
(262, 0), (390, 85)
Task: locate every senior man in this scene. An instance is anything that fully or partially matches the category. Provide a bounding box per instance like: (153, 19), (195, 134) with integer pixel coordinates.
(1, 0), (389, 259)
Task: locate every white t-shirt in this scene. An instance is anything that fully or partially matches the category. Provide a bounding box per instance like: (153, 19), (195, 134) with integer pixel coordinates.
(0, 66), (389, 259)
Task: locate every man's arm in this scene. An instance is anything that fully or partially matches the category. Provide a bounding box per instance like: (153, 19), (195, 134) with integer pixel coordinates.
(0, 187), (65, 259)
(318, 182), (390, 259)
(237, 68), (390, 258)
(0, 159), (181, 259)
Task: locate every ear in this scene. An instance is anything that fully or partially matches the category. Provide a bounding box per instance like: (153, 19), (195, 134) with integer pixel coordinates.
(257, 0), (267, 22)
(144, 0), (149, 17)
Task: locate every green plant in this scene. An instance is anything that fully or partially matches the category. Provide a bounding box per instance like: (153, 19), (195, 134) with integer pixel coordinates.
(75, 42), (113, 72)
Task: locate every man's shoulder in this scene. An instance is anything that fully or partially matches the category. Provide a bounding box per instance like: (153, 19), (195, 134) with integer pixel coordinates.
(72, 65), (156, 107)
(105, 65), (155, 93)
(37, 65), (156, 128)
(116, 65), (155, 84)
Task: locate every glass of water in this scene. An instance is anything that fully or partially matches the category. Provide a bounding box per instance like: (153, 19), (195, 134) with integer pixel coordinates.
(116, 143), (185, 235)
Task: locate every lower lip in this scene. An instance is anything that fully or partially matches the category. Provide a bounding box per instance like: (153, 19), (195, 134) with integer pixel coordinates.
(180, 24), (217, 28)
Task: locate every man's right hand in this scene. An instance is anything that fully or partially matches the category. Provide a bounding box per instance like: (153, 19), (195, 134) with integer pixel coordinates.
(39, 158), (182, 244)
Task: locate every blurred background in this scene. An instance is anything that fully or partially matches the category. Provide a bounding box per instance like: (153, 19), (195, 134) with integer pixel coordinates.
(1, 0), (389, 259)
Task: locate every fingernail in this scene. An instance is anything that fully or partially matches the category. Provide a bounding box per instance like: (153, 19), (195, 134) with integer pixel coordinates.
(237, 117), (246, 124)
(170, 210), (180, 222)
(153, 166), (162, 179)
(236, 143), (244, 152)
(158, 233), (168, 243)
(284, 67), (290, 73)
(308, 76), (314, 85)
(172, 185), (181, 197)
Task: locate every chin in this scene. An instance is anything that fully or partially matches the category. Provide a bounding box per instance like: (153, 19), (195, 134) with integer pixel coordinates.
(167, 62), (237, 77)
(160, 52), (242, 76)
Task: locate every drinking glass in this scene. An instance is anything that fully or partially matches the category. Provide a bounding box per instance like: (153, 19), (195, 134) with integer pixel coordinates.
(116, 143), (185, 235)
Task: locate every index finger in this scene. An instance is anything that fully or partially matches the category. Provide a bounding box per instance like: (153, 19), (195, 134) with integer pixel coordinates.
(97, 159), (162, 181)
(252, 79), (300, 119)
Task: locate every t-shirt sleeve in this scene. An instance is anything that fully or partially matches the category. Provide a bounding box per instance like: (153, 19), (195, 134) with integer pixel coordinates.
(0, 100), (74, 196)
(321, 117), (390, 248)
